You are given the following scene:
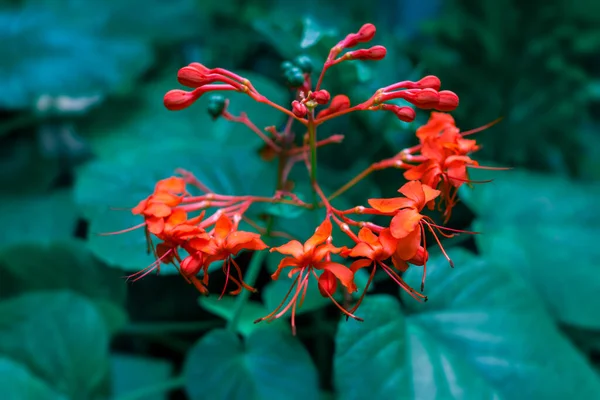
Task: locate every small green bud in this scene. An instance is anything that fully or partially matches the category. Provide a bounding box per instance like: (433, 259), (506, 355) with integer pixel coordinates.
(284, 66), (305, 87)
(280, 61), (294, 72)
(207, 94), (226, 119)
(294, 55), (313, 73)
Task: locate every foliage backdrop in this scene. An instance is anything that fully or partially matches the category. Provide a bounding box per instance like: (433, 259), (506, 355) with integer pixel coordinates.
(1, 0), (599, 399)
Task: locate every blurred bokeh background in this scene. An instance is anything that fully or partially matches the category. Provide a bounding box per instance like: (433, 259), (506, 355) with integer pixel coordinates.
(1, 0), (599, 399)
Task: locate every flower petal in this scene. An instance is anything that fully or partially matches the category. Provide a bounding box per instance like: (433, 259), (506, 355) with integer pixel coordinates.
(271, 257), (300, 280)
(398, 181), (426, 207)
(367, 197), (415, 213)
(214, 214), (233, 240)
(227, 231), (268, 255)
(357, 227), (379, 247)
(271, 240), (304, 258)
(421, 184), (441, 204)
(349, 258), (373, 272)
(155, 176), (186, 194)
(304, 219), (332, 253)
(390, 209), (422, 239)
(348, 242), (376, 259)
(317, 262), (356, 292)
(394, 227), (421, 260)
(379, 228), (398, 258)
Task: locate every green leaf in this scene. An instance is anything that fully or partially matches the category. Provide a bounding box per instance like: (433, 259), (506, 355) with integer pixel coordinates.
(0, 190), (78, 249)
(199, 297), (284, 337)
(110, 354), (174, 400)
(0, 357), (66, 400)
(0, 8), (151, 110)
(0, 240), (128, 333)
(460, 168), (600, 329)
(184, 328), (319, 400)
(334, 250), (600, 399)
(0, 136), (60, 195)
(0, 291), (111, 399)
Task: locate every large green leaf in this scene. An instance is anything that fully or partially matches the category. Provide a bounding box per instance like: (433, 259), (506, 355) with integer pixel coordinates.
(0, 291), (111, 399)
(110, 354), (174, 400)
(0, 8), (151, 110)
(184, 328), (318, 400)
(0, 240), (128, 333)
(334, 250), (600, 399)
(0, 190), (78, 249)
(460, 168), (600, 329)
(0, 357), (66, 400)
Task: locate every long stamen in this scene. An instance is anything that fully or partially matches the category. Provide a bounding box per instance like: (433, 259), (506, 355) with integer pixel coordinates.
(124, 248), (173, 282)
(460, 117), (502, 137)
(422, 220), (454, 268)
(97, 222), (146, 236)
(420, 223), (427, 292)
(254, 274), (301, 323)
(378, 261), (427, 302)
(347, 264), (376, 317)
(231, 258), (257, 292)
(219, 258), (231, 299)
(310, 270), (363, 322)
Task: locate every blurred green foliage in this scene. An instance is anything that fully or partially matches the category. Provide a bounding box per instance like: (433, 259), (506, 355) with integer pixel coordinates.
(0, 0), (599, 399)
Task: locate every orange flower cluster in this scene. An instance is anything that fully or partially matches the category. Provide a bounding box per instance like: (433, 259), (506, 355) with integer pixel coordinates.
(106, 22), (501, 335)
(129, 177), (267, 296)
(403, 112), (483, 221)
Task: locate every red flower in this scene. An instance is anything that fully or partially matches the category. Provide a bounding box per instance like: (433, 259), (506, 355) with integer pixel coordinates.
(192, 214), (268, 297)
(256, 219), (358, 334)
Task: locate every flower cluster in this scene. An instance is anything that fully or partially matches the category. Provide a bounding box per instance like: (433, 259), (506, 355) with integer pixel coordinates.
(109, 23), (500, 334)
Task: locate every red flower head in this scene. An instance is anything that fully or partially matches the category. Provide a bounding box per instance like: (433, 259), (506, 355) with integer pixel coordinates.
(256, 219), (359, 334)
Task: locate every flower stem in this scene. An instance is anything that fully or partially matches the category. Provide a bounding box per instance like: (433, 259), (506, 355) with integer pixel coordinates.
(226, 235), (270, 333)
(308, 112), (318, 185)
(114, 376), (185, 400)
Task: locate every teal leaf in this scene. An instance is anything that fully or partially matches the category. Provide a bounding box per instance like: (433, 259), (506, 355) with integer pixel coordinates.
(0, 357), (66, 400)
(460, 168), (600, 329)
(0, 136), (60, 195)
(0, 240), (128, 333)
(0, 190), (78, 248)
(198, 297), (284, 337)
(0, 8), (152, 110)
(334, 250), (600, 399)
(184, 328), (318, 400)
(0, 291), (111, 399)
(110, 354), (174, 400)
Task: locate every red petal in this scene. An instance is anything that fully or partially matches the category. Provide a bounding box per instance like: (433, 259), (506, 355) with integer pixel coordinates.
(271, 240), (304, 259)
(390, 209), (422, 239)
(318, 262), (356, 292)
(394, 227), (421, 260)
(378, 228), (398, 258)
(398, 181), (426, 208)
(348, 242), (376, 259)
(304, 219), (332, 253)
(214, 214), (233, 240)
(368, 197), (415, 213)
(271, 257), (300, 280)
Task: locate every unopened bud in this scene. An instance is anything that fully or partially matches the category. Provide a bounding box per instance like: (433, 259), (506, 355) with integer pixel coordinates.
(318, 270), (338, 297)
(382, 104), (416, 122)
(408, 247), (429, 266)
(180, 253), (204, 276)
(436, 90), (459, 111)
(164, 89), (202, 111)
(346, 45), (387, 61)
(294, 55), (314, 73)
(416, 75), (441, 91)
(207, 95), (226, 119)
(317, 94), (350, 118)
(292, 100), (307, 117)
(311, 90), (331, 105)
(342, 23), (377, 48)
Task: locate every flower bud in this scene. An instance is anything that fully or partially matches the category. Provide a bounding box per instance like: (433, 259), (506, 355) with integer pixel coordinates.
(181, 253), (204, 276)
(318, 270), (338, 297)
(163, 89), (202, 111)
(436, 90), (459, 111)
(343, 23), (376, 48)
(207, 94), (226, 119)
(416, 75), (441, 91)
(177, 66), (207, 88)
(280, 60), (294, 72)
(346, 45), (387, 61)
(292, 100), (307, 117)
(188, 62), (210, 74)
(408, 246), (429, 266)
(294, 55), (314, 73)
(311, 90), (331, 105)
(383, 104), (416, 122)
(316, 94), (350, 118)
(284, 66), (305, 88)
